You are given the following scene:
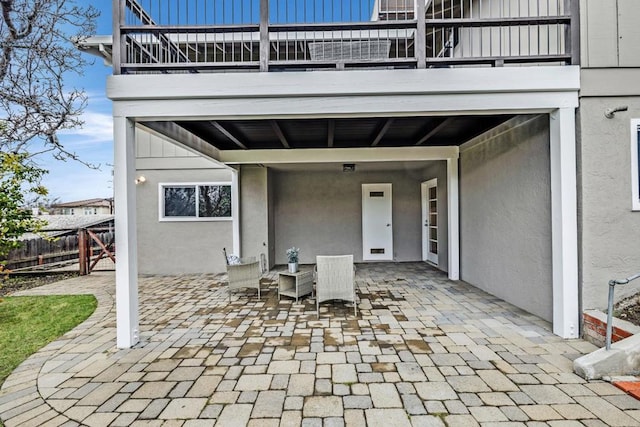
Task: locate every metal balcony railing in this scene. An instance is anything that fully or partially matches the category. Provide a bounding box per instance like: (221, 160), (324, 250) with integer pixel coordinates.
(113, 0), (577, 74)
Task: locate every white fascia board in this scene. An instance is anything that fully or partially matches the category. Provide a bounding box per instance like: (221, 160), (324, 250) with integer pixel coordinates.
(113, 92), (577, 123)
(220, 146), (459, 164)
(107, 66), (580, 102)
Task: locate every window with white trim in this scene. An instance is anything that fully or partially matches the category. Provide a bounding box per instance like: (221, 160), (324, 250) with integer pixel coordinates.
(160, 183), (232, 221)
(632, 120), (640, 211)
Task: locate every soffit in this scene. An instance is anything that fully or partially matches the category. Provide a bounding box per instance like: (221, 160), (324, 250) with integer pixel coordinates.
(144, 114), (514, 151)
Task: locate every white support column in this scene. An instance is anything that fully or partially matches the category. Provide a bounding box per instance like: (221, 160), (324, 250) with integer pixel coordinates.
(114, 116), (139, 349)
(232, 169), (241, 256)
(447, 155), (460, 281)
(549, 108), (579, 339)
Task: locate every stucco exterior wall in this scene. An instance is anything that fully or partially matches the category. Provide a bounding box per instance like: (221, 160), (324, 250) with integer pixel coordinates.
(240, 165), (271, 265)
(135, 129), (233, 275)
(271, 168), (441, 265)
(578, 0), (640, 310)
(578, 97), (640, 309)
(135, 168), (234, 275)
(460, 115), (553, 321)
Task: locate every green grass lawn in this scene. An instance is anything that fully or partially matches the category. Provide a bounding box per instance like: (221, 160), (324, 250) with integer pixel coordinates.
(0, 295), (97, 386)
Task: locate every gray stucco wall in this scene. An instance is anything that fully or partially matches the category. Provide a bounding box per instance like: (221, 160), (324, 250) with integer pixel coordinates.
(136, 168), (234, 275)
(240, 165), (270, 264)
(271, 168), (440, 265)
(460, 115), (553, 321)
(578, 97), (640, 310)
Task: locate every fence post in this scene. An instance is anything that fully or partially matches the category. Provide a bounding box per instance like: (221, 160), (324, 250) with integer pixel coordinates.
(78, 229), (88, 275)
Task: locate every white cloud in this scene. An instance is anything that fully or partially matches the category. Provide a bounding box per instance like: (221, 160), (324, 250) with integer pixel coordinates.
(59, 110), (113, 144)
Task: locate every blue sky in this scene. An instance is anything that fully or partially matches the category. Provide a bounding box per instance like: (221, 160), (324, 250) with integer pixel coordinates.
(41, 4), (114, 203)
(42, 1), (374, 203)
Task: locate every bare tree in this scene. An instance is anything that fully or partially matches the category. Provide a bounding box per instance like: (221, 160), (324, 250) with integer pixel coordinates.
(0, 0), (99, 161)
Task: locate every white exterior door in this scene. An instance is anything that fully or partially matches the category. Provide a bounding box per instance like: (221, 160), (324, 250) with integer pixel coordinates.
(362, 183), (393, 261)
(422, 179), (438, 264)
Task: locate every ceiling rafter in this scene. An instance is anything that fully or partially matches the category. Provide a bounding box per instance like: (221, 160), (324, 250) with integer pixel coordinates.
(327, 119), (335, 148)
(211, 121), (247, 150)
(271, 120), (290, 149)
(414, 117), (455, 146)
(370, 118), (395, 147)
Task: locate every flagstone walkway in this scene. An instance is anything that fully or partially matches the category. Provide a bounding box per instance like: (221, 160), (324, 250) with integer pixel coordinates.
(1, 263), (640, 426)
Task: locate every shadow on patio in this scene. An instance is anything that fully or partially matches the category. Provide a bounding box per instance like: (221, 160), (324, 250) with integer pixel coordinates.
(2, 263), (639, 426)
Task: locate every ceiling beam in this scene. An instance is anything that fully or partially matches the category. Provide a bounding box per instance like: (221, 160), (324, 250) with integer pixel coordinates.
(220, 146), (460, 165)
(271, 120), (290, 149)
(370, 118), (395, 147)
(327, 119), (335, 148)
(211, 121), (247, 150)
(415, 117), (455, 146)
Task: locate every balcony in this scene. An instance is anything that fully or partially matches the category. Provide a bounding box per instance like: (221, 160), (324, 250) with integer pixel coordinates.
(113, 0), (576, 74)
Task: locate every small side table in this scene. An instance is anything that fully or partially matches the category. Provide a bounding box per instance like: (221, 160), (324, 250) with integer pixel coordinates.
(278, 270), (314, 303)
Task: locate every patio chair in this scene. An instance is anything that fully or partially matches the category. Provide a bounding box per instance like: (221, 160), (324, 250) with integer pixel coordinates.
(223, 248), (262, 301)
(315, 255), (357, 318)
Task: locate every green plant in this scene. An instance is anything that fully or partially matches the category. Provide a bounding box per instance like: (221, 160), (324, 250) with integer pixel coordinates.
(0, 153), (48, 264)
(286, 247), (300, 263)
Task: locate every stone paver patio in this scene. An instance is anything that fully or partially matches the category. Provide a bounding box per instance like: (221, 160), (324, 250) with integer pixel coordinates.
(1, 263), (640, 427)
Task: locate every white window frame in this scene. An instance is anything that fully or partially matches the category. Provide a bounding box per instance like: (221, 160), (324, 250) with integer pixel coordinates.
(159, 182), (233, 222)
(632, 119), (640, 211)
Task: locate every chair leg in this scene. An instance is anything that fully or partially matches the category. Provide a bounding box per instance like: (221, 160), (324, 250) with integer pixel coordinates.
(354, 290), (358, 317)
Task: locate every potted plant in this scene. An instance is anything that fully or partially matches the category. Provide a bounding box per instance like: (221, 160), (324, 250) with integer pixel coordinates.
(286, 247), (300, 273)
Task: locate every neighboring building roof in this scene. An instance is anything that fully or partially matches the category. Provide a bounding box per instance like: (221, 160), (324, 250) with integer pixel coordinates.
(21, 215), (114, 240)
(52, 198), (114, 209)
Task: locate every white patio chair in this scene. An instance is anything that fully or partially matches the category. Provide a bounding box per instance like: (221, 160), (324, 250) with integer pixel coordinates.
(315, 255), (357, 318)
(224, 248), (262, 301)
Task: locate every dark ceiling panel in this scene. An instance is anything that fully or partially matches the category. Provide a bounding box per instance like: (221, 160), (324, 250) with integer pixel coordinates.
(334, 118), (383, 147)
(279, 120), (330, 148)
(167, 114), (517, 151)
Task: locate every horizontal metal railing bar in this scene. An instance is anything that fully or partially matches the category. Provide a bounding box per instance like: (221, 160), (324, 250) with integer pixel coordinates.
(426, 15), (571, 28)
(268, 20), (417, 32)
(121, 61), (261, 71)
(122, 24), (260, 34)
(121, 16), (568, 34)
(269, 57), (417, 68)
(122, 58), (418, 70)
(426, 54), (572, 65)
(427, 54), (571, 66)
(121, 55), (571, 71)
(122, 32), (415, 46)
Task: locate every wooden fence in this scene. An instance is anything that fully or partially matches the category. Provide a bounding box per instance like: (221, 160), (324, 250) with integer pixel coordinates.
(5, 226), (115, 274)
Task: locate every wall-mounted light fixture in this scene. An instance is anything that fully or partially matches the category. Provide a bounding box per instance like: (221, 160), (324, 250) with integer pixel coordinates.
(604, 106), (628, 119)
(135, 176), (147, 185)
